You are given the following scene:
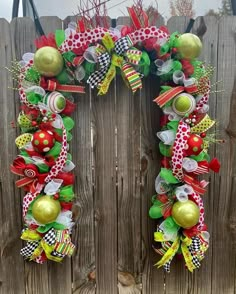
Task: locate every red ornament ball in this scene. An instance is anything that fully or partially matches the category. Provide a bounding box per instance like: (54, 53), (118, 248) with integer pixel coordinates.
(185, 134), (204, 156)
(32, 130), (55, 153)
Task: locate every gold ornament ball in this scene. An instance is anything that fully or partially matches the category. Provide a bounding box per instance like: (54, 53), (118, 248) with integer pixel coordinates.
(172, 200), (200, 229)
(34, 46), (64, 77)
(32, 195), (61, 224)
(178, 33), (202, 59)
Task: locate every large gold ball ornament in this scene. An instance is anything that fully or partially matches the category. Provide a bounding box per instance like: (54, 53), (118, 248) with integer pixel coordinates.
(32, 195), (61, 224)
(177, 33), (202, 59)
(171, 200), (200, 229)
(33, 46), (64, 77)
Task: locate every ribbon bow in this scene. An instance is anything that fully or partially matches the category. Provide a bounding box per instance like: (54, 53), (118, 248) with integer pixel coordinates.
(11, 157), (48, 188)
(40, 77), (85, 94)
(20, 228), (75, 263)
(153, 85), (198, 108)
(154, 229), (209, 272)
(87, 33), (143, 95)
(183, 174), (208, 195)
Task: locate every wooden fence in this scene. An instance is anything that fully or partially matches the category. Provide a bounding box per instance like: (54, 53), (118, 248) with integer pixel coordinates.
(0, 15), (236, 294)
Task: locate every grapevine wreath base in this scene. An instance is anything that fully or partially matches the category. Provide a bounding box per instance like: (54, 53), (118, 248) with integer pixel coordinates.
(11, 5), (220, 270)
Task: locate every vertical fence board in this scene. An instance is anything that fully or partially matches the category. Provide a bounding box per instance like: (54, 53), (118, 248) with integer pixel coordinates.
(116, 16), (142, 294)
(116, 78), (142, 294)
(92, 85), (117, 293)
(163, 16), (191, 294)
(71, 88), (95, 294)
(10, 17), (51, 294)
(141, 76), (165, 294)
(0, 18), (25, 294)
(38, 16), (73, 294)
(63, 16), (96, 294)
(140, 15), (169, 294)
(186, 16), (219, 294)
(211, 16), (236, 294)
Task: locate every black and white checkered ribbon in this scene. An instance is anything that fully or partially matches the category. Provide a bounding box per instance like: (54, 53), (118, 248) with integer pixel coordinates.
(43, 228), (56, 246)
(87, 52), (111, 88)
(189, 236), (201, 253)
(20, 240), (40, 257)
(87, 35), (134, 89)
(115, 36), (132, 55)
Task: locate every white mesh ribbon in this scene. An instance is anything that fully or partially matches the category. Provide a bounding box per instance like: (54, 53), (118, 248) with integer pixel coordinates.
(156, 130), (176, 145)
(155, 59), (173, 75)
(182, 157), (198, 172)
(155, 174), (170, 194)
(173, 70), (184, 85)
(44, 179), (63, 195)
(163, 106), (181, 121)
(175, 184), (194, 202)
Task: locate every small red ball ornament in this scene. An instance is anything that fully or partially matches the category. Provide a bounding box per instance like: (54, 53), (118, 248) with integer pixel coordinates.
(32, 130), (55, 153)
(185, 134), (204, 156)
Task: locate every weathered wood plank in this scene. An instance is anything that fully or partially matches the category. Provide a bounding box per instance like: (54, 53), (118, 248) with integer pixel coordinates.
(0, 18), (25, 294)
(71, 87), (95, 294)
(39, 16), (63, 34)
(116, 77), (142, 294)
(9, 17), (50, 294)
(211, 16), (236, 294)
(37, 16), (74, 294)
(92, 84), (117, 293)
(62, 17), (95, 294)
(187, 16), (219, 294)
(140, 15), (166, 294)
(163, 16), (191, 294)
(116, 16), (142, 294)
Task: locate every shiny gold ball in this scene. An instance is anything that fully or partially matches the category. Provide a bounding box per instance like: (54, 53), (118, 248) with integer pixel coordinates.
(178, 33), (202, 59)
(32, 195), (61, 224)
(34, 46), (64, 77)
(172, 200), (200, 229)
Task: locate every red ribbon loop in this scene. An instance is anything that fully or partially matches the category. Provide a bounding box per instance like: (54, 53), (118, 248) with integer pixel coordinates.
(183, 175), (206, 195)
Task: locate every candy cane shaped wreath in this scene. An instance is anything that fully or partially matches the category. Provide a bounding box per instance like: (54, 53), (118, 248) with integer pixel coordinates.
(11, 6), (220, 271)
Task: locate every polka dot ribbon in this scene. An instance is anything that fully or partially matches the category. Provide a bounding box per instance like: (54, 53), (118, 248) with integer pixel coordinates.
(171, 120), (190, 181)
(59, 26), (169, 54)
(191, 192), (205, 230)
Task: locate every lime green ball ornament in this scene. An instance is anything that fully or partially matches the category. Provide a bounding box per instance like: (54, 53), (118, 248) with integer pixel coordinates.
(172, 93), (196, 116)
(34, 46), (64, 77)
(177, 33), (202, 59)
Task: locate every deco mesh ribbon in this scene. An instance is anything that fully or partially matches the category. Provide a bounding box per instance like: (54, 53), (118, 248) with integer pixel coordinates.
(11, 4), (220, 268)
(149, 31), (221, 272)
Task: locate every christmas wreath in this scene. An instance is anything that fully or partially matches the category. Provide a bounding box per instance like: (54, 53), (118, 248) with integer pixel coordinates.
(11, 4), (220, 270)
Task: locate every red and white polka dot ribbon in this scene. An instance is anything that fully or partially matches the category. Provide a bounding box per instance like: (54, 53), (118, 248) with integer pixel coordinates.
(45, 127), (68, 182)
(191, 192), (205, 230)
(171, 120), (190, 181)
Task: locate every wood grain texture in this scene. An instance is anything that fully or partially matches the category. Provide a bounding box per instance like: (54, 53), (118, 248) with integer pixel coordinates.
(140, 15), (167, 294)
(0, 18), (25, 294)
(10, 17), (51, 294)
(71, 87), (95, 294)
(92, 83), (117, 293)
(39, 16), (73, 294)
(187, 16), (219, 294)
(116, 16), (142, 294)
(116, 78), (142, 294)
(211, 16), (236, 294)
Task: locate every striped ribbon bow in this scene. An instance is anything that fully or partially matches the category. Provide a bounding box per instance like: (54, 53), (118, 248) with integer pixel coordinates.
(87, 33), (143, 95)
